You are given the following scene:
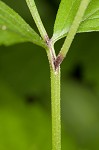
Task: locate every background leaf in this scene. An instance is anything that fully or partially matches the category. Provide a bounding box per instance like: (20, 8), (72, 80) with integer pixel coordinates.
(53, 0), (99, 43)
(0, 1), (45, 47)
(62, 79), (99, 150)
(0, 78), (77, 150)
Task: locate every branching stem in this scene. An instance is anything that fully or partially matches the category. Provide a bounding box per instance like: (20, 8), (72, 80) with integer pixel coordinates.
(57, 0), (91, 64)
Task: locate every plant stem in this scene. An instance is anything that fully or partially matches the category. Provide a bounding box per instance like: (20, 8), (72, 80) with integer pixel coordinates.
(59, 0), (91, 58)
(26, 0), (48, 41)
(50, 67), (61, 150)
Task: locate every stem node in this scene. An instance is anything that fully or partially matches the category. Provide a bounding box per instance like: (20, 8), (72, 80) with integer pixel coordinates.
(54, 53), (64, 71)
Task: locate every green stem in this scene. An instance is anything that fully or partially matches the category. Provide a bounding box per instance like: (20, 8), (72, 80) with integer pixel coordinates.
(59, 0), (91, 58)
(50, 67), (61, 150)
(26, 0), (48, 41)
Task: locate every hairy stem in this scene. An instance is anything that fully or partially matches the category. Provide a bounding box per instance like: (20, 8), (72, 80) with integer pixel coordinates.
(59, 0), (91, 60)
(50, 67), (61, 150)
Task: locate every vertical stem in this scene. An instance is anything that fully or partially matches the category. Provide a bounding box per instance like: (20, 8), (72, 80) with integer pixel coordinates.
(50, 67), (61, 150)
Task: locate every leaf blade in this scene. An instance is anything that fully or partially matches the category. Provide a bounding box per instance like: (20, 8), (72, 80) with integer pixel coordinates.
(52, 0), (81, 43)
(0, 1), (45, 47)
(78, 0), (99, 32)
(53, 0), (99, 43)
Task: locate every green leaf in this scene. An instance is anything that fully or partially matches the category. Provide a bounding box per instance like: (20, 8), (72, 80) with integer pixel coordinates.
(78, 0), (99, 33)
(53, 0), (99, 43)
(52, 0), (81, 42)
(0, 1), (45, 47)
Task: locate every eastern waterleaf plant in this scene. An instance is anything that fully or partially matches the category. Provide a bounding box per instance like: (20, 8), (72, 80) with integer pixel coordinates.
(0, 0), (99, 150)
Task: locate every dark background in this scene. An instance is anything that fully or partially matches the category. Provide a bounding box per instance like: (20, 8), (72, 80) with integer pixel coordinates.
(0, 0), (99, 149)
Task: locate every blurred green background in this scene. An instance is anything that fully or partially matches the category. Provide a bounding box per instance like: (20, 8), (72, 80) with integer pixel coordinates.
(0, 0), (99, 149)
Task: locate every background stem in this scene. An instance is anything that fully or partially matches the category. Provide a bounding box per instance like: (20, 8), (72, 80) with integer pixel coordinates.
(50, 67), (61, 150)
